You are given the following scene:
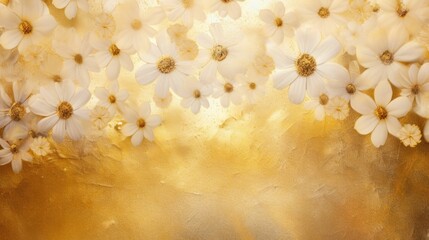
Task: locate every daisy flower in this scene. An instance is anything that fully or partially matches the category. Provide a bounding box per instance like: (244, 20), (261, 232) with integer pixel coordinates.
(122, 103), (161, 146)
(52, 0), (88, 20)
(30, 136), (51, 156)
(212, 78), (243, 108)
(356, 27), (424, 88)
(153, 93), (173, 109)
(94, 82), (129, 114)
(0, 81), (32, 136)
(29, 82), (91, 142)
(53, 29), (100, 87)
(178, 78), (212, 114)
(400, 63), (429, 106)
(92, 37), (134, 80)
(90, 106), (113, 130)
(259, 1), (298, 44)
(398, 124), (422, 147)
(177, 39), (199, 61)
(325, 97), (350, 120)
(304, 88), (331, 121)
(197, 23), (244, 84)
(0, 137), (32, 173)
(0, 0), (57, 51)
(115, 2), (165, 51)
(238, 70), (267, 104)
(271, 27), (347, 104)
(135, 33), (193, 98)
(378, 0), (429, 34)
(252, 53), (275, 77)
(92, 13), (116, 39)
(300, 0), (348, 35)
(210, 0), (243, 19)
(160, 0), (206, 27)
(354, 81), (412, 148)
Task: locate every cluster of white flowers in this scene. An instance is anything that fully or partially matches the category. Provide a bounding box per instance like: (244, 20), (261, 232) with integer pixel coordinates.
(1, 0), (429, 173)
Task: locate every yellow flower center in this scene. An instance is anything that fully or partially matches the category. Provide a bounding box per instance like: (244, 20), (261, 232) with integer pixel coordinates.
(109, 44), (121, 56)
(211, 45), (228, 62)
(109, 95), (116, 103)
(295, 53), (317, 77)
(157, 57), (176, 74)
(375, 106), (388, 120)
(10, 144), (19, 154)
(74, 54), (83, 64)
(193, 90), (201, 98)
(52, 75), (62, 82)
(57, 102), (73, 120)
(224, 83), (234, 93)
(411, 85), (420, 95)
(372, 4), (380, 12)
(131, 20), (142, 30)
(249, 82), (257, 90)
(182, 0), (194, 8)
(318, 7), (330, 18)
(397, 4), (408, 17)
(137, 118), (146, 128)
(346, 84), (356, 94)
(221, 0), (233, 3)
(275, 18), (283, 27)
(319, 94), (329, 105)
(9, 102), (25, 121)
(19, 20), (33, 34)
(380, 50), (394, 65)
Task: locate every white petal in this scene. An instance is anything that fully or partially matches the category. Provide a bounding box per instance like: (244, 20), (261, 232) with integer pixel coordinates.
(371, 121), (388, 148)
(146, 115), (161, 127)
(354, 115), (378, 135)
(374, 80), (392, 107)
(66, 117), (82, 141)
(313, 36), (341, 64)
(295, 27), (321, 54)
(0, 29), (23, 50)
(106, 58), (120, 80)
(131, 130), (144, 146)
(386, 116), (401, 137)
(11, 158), (22, 173)
(33, 14), (57, 34)
(356, 46), (379, 68)
(52, 119), (66, 142)
(65, 1), (78, 19)
(394, 41), (424, 62)
(70, 89), (91, 109)
(386, 97), (411, 117)
(272, 69), (298, 89)
(350, 92), (376, 115)
(38, 115), (59, 133)
(138, 103), (151, 118)
(288, 77), (306, 104)
(200, 61), (218, 84)
(135, 64), (159, 85)
(122, 123), (138, 137)
(317, 63), (348, 82)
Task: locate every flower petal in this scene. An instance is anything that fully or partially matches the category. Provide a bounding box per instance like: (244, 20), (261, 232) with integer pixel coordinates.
(354, 115), (378, 135)
(386, 97), (411, 117)
(374, 80), (392, 107)
(288, 77), (306, 104)
(371, 121), (388, 148)
(350, 92), (376, 115)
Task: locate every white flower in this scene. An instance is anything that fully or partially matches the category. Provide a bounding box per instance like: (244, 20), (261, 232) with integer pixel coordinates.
(160, 0), (206, 27)
(238, 70), (267, 104)
(53, 29), (100, 87)
(259, 1), (298, 44)
(92, 37), (134, 80)
(94, 82), (129, 114)
(153, 92), (173, 109)
(29, 82), (91, 142)
(212, 79), (242, 108)
(115, 2), (165, 51)
(339, 18), (377, 55)
(178, 78), (211, 114)
(400, 63), (429, 106)
(135, 33), (193, 98)
(304, 88), (331, 121)
(197, 23), (244, 84)
(90, 106), (113, 130)
(30, 136), (51, 156)
(356, 27), (424, 88)
(325, 97), (350, 120)
(300, 0), (348, 35)
(252, 53), (275, 77)
(353, 81), (412, 148)
(398, 124), (422, 147)
(210, 0), (243, 19)
(52, 0), (88, 20)
(0, 1), (57, 51)
(93, 13), (116, 39)
(0, 138), (32, 173)
(0, 81), (32, 136)
(122, 103), (161, 146)
(378, 0), (429, 34)
(271, 27), (347, 104)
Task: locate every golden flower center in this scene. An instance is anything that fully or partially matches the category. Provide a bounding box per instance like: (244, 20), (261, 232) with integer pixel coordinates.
(318, 7), (330, 18)
(10, 144), (19, 154)
(224, 83), (234, 93)
(9, 102), (25, 121)
(53, 75), (62, 82)
(211, 45), (228, 62)
(296, 54), (317, 77)
(375, 106), (388, 120)
(372, 4), (380, 12)
(380, 50), (394, 65)
(137, 118), (146, 128)
(346, 84), (356, 94)
(57, 102), (73, 120)
(182, 0), (194, 8)
(109, 95), (116, 103)
(19, 20), (33, 34)
(397, 4), (408, 17)
(275, 18), (283, 27)
(131, 19), (142, 30)
(109, 44), (121, 56)
(193, 90), (201, 98)
(74, 54), (83, 64)
(249, 82), (256, 90)
(221, 0), (233, 3)
(411, 85), (420, 95)
(319, 94), (329, 105)
(157, 57), (176, 74)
